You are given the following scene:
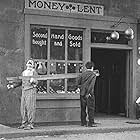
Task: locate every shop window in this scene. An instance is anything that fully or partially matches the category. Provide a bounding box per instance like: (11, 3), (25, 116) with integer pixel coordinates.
(50, 62), (65, 74)
(67, 63), (83, 73)
(50, 79), (65, 94)
(37, 80), (48, 94)
(35, 61), (47, 75)
(30, 25), (83, 95)
(67, 78), (79, 94)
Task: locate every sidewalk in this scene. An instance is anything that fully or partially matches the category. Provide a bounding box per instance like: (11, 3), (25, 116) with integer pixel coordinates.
(1, 117), (140, 139)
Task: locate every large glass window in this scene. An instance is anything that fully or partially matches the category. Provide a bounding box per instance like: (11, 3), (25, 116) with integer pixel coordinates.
(67, 78), (79, 94)
(50, 62), (65, 74)
(30, 25), (83, 95)
(67, 63), (83, 73)
(50, 79), (65, 94)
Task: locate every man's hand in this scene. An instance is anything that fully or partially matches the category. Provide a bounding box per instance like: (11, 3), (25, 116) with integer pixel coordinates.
(30, 78), (38, 88)
(86, 94), (91, 98)
(30, 78), (36, 83)
(93, 70), (100, 76)
(76, 88), (80, 94)
(137, 103), (140, 107)
(136, 97), (140, 104)
(7, 84), (14, 89)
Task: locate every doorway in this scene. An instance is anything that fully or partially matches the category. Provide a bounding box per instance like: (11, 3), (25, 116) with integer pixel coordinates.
(91, 48), (129, 116)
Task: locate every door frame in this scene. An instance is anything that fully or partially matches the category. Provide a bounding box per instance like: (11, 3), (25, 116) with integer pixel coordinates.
(90, 43), (132, 117)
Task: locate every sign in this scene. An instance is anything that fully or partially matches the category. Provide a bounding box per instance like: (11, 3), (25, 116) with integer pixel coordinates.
(25, 0), (104, 16)
(50, 29), (65, 60)
(50, 29), (65, 47)
(68, 30), (83, 48)
(31, 26), (48, 59)
(31, 27), (48, 47)
(67, 30), (83, 61)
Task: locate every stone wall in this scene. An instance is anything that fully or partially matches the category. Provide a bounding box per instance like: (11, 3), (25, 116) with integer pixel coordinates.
(0, 0), (24, 124)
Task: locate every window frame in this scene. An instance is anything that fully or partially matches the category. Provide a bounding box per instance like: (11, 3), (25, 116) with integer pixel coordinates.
(30, 25), (83, 95)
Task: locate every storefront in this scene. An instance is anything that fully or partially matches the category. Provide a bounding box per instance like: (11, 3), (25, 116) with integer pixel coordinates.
(22, 0), (138, 124)
(2, 0), (139, 125)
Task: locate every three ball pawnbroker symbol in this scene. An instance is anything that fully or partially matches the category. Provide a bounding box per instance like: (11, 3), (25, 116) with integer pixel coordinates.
(66, 4), (76, 12)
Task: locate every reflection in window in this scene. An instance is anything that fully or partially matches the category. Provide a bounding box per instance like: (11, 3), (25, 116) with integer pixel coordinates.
(50, 29), (65, 60)
(68, 30), (83, 60)
(50, 62), (65, 74)
(31, 25), (48, 59)
(67, 63), (83, 73)
(50, 79), (65, 94)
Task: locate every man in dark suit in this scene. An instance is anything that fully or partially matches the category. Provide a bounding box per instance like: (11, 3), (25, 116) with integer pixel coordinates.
(77, 61), (99, 127)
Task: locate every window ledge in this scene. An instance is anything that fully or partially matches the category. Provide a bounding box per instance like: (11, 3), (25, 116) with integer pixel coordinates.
(37, 94), (80, 100)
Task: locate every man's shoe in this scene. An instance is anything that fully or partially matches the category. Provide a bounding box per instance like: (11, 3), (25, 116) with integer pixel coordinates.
(18, 124), (26, 129)
(88, 123), (97, 127)
(30, 124), (34, 129)
(24, 124), (34, 130)
(81, 124), (87, 127)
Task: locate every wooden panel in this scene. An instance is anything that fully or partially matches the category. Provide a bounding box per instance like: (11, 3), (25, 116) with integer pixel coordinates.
(37, 94), (80, 100)
(35, 98), (80, 123)
(36, 99), (80, 109)
(35, 108), (80, 123)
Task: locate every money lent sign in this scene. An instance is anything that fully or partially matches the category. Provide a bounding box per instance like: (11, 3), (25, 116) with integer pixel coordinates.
(25, 0), (104, 16)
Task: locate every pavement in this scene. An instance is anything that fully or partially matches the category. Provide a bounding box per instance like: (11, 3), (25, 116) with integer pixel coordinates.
(1, 116), (140, 139)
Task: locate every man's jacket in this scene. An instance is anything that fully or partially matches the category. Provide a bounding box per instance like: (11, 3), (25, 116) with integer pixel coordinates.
(78, 70), (97, 96)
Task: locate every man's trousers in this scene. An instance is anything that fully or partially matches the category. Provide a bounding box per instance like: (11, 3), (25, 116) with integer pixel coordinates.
(80, 95), (95, 125)
(21, 88), (36, 125)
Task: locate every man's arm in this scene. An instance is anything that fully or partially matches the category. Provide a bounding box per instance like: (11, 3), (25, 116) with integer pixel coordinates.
(30, 69), (38, 86)
(77, 74), (82, 88)
(7, 79), (22, 89)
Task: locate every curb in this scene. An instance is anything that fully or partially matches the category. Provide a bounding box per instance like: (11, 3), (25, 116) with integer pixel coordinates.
(1, 125), (140, 139)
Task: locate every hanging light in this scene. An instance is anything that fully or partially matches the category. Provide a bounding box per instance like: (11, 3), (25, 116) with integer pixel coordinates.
(124, 27), (134, 40)
(111, 31), (120, 40)
(125, 34), (134, 40)
(125, 27), (134, 35)
(110, 16), (134, 40)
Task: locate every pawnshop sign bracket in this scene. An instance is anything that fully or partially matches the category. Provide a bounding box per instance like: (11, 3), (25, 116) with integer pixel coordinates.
(25, 0), (104, 16)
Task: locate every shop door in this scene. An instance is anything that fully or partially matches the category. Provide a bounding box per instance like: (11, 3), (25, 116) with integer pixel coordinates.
(91, 48), (128, 116)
